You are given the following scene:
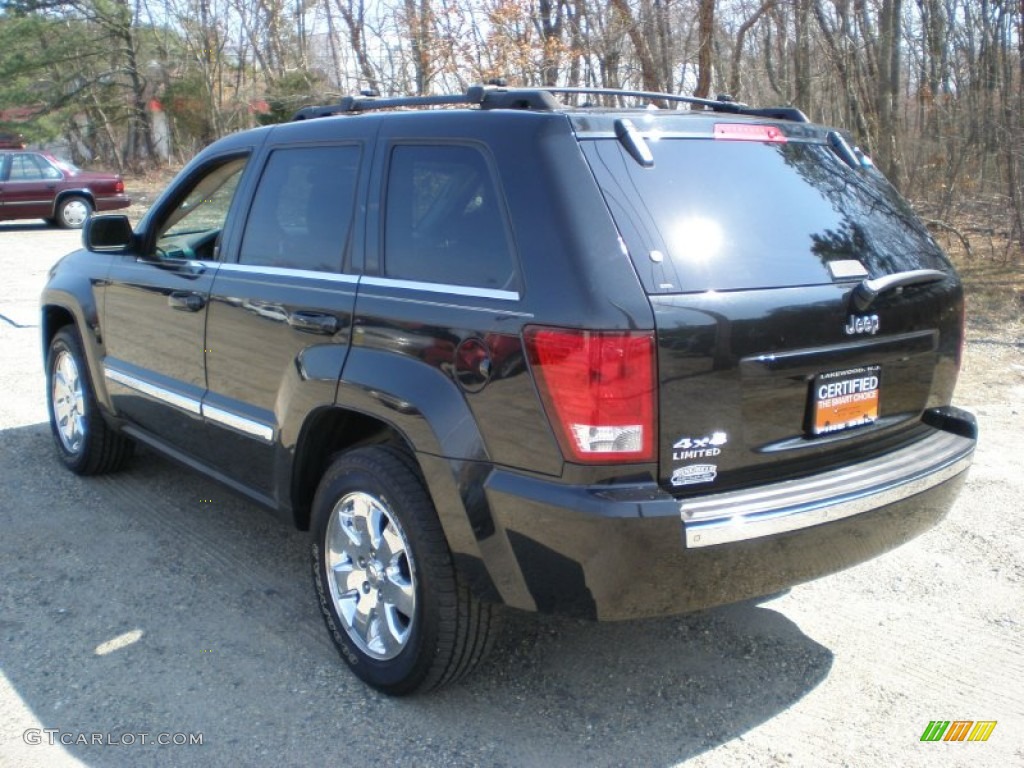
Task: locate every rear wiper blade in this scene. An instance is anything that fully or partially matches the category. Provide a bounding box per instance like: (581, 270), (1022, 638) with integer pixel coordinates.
(851, 269), (947, 311)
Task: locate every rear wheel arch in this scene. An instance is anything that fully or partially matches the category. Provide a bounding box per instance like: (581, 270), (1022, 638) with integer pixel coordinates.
(290, 405), (507, 611)
(53, 189), (96, 214)
(290, 407), (413, 531)
(53, 192), (95, 229)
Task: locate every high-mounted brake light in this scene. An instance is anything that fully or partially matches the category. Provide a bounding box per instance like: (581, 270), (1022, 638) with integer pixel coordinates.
(524, 327), (657, 463)
(714, 123), (787, 143)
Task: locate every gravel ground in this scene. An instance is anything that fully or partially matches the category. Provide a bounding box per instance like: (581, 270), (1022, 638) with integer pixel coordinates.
(0, 222), (1021, 768)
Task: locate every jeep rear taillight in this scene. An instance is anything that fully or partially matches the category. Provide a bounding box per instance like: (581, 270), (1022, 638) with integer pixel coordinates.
(524, 327), (657, 463)
(115, 180), (124, 193)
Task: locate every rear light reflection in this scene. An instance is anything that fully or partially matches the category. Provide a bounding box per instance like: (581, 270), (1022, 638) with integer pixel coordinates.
(524, 327), (657, 463)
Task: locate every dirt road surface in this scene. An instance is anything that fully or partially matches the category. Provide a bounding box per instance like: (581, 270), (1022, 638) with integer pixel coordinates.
(1, 223), (1021, 767)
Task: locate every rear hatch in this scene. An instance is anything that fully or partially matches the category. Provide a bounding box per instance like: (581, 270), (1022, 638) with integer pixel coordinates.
(575, 113), (964, 495)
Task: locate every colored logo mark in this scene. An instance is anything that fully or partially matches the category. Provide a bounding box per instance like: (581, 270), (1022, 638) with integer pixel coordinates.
(920, 720), (997, 742)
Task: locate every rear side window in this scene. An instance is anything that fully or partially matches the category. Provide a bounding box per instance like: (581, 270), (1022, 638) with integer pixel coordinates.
(581, 138), (949, 293)
(240, 145), (361, 273)
(9, 153), (61, 181)
(384, 145), (518, 292)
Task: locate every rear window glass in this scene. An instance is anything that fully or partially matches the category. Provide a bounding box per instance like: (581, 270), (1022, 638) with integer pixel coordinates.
(581, 138), (949, 293)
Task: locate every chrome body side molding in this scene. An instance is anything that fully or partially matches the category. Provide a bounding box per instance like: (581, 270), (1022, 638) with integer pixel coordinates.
(103, 366), (201, 415)
(103, 364), (274, 443)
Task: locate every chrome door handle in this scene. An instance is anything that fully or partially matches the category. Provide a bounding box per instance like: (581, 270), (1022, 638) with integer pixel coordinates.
(287, 311), (338, 335)
(168, 292), (206, 312)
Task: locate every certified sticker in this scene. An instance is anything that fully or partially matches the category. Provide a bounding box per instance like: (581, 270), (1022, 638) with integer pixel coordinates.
(671, 464), (718, 486)
(813, 365), (881, 435)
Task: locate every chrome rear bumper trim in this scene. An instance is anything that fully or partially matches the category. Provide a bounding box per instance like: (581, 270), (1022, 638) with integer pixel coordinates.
(682, 430), (974, 548)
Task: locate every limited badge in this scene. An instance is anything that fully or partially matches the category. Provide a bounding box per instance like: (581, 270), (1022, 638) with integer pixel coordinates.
(671, 464), (718, 486)
(672, 431), (728, 461)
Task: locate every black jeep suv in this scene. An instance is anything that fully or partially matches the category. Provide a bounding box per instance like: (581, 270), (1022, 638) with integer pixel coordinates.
(41, 86), (977, 694)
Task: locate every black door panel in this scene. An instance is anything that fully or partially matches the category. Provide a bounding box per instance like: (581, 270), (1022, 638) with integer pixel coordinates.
(100, 153), (251, 456)
(102, 258), (216, 447)
(202, 268), (358, 495)
(198, 143), (365, 494)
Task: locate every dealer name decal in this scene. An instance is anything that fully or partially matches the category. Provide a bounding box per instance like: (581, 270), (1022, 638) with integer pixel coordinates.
(671, 464), (718, 486)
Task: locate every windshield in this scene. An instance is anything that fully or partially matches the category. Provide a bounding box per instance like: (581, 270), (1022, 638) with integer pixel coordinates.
(581, 138), (951, 293)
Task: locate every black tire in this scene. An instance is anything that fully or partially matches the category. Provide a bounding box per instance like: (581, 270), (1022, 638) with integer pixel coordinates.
(311, 445), (497, 695)
(46, 327), (134, 475)
(55, 195), (92, 229)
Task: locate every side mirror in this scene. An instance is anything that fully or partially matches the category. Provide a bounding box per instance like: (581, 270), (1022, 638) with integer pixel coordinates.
(83, 215), (133, 251)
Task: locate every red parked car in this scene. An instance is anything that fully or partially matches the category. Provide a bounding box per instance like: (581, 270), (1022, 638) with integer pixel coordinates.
(0, 150), (130, 228)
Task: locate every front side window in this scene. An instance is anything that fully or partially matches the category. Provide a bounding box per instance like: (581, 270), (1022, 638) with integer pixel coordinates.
(155, 156), (247, 260)
(384, 145), (518, 292)
(238, 145), (361, 273)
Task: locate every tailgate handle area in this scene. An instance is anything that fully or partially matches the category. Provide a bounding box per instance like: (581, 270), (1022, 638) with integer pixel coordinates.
(851, 269), (947, 311)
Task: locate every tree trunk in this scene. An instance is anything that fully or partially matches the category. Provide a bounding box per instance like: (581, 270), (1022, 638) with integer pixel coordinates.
(694, 0), (715, 98)
(794, 0), (811, 109)
(813, 0), (873, 149)
(336, 0), (380, 92)
(609, 0), (663, 93)
(117, 0), (156, 168)
(875, 0), (903, 184)
(729, 0), (775, 99)
(537, 0), (564, 86)
(404, 0), (431, 94)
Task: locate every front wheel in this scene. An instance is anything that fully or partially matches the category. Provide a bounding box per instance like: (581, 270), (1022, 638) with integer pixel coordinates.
(46, 327), (134, 474)
(311, 445), (497, 694)
(56, 195), (92, 229)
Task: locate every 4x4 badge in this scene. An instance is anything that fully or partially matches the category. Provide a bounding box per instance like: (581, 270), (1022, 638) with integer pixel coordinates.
(845, 314), (880, 336)
(673, 431), (727, 461)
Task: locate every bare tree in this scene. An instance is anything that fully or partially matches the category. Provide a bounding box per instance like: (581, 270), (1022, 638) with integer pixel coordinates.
(694, 0), (715, 98)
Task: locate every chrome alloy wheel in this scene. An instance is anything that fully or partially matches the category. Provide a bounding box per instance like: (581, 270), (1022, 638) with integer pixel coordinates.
(62, 199), (90, 228)
(325, 491), (417, 660)
(51, 349), (86, 454)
